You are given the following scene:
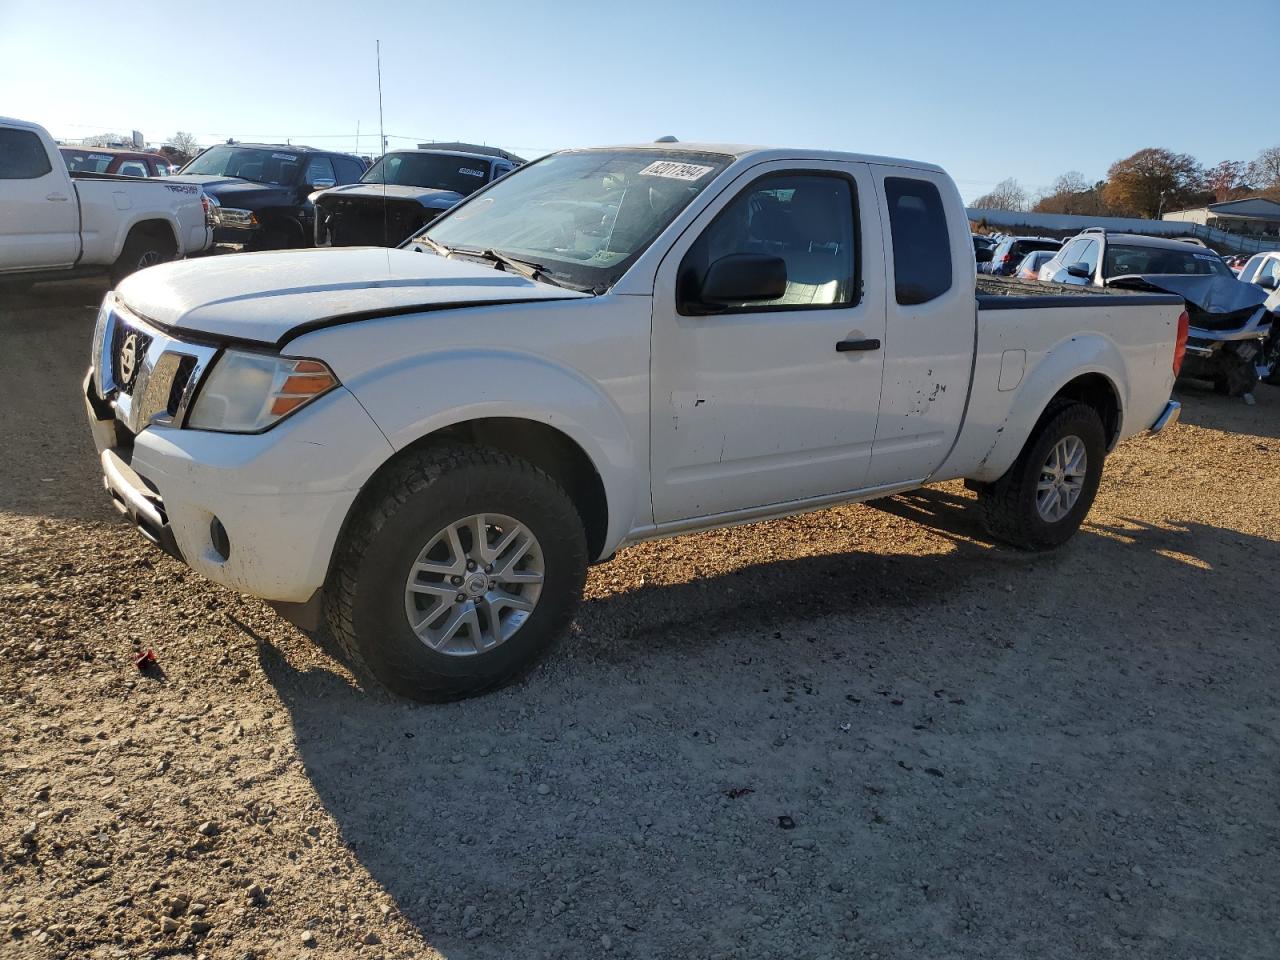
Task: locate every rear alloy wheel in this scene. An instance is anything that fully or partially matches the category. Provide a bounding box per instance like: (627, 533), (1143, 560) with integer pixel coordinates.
(325, 444), (588, 701)
(1035, 435), (1088, 523)
(111, 232), (174, 284)
(976, 401), (1106, 550)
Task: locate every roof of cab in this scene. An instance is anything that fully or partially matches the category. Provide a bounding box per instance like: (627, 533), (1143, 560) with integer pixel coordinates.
(576, 142), (947, 174)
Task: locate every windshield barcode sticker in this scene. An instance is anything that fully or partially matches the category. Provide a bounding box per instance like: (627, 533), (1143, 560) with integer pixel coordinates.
(459, 167), (485, 177)
(639, 160), (714, 181)
(272, 152), (298, 161)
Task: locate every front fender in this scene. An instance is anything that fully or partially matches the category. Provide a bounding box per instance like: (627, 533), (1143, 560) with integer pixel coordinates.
(970, 333), (1126, 482)
(340, 348), (641, 554)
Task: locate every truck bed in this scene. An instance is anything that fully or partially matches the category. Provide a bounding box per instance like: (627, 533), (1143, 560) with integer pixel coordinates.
(976, 274), (1181, 308)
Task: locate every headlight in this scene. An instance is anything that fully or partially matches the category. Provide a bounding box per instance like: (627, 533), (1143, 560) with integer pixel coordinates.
(186, 350), (338, 433)
(214, 207), (257, 228)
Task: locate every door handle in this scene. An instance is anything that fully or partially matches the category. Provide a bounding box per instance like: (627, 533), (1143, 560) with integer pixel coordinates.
(836, 338), (881, 352)
(46, 193), (69, 202)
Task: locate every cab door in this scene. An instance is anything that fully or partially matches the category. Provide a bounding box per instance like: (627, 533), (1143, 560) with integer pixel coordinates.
(650, 161), (887, 523)
(861, 169), (975, 487)
(0, 126), (79, 271)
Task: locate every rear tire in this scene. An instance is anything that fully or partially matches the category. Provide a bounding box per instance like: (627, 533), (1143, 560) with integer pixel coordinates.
(324, 443), (588, 701)
(111, 229), (175, 284)
(975, 401), (1106, 550)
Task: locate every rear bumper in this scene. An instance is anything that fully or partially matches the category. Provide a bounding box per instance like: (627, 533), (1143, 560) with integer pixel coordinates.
(1149, 400), (1181, 434)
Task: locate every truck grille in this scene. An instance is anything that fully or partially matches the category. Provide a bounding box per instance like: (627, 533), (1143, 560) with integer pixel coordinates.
(318, 195), (443, 247)
(92, 296), (219, 435)
(167, 356), (198, 416)
(109, 323), (153, 396)
(1187, 304), (1262, 332)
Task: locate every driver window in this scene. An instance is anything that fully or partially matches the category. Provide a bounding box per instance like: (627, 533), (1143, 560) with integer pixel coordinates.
(679, 172), (858, 312)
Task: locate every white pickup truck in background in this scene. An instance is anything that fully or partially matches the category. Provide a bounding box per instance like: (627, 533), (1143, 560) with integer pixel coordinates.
(83, 143), (1187, 700)
(0, 117), (211, 287)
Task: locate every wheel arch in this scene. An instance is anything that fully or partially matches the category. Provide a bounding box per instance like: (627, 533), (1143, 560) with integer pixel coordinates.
(335, 416), (614, 570)
(118, 217), (179, 258)
(966, 335), (1128, 484)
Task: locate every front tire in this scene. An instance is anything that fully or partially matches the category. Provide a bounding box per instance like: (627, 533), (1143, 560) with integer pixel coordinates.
(975, 401), (1106, 550)
(1212, 355), (1259, 397)
(325, 444), (588, 701)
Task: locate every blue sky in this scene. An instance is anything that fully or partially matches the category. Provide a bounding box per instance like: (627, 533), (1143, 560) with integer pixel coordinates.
(2, 0), (1275, 203)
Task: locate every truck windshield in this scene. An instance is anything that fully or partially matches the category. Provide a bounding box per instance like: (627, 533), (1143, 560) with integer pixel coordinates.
(412, 149), (733, 292)
(1104, 243), (1232, 278)
(180, 145), (303, 185)
(363, 153), (491, 194)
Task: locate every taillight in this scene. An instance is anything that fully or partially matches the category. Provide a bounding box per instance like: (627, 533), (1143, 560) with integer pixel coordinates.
(1172, 309), (1189, 375)
(1001, 254), (1013, 262)
(201, 195), (213, 226)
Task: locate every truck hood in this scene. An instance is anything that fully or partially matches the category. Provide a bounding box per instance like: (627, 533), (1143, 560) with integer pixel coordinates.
(1108, 273), (1268, 315)
(114, 248), (589, 346)
(318, 183), (465, 208)
(168, 175), (296, 207)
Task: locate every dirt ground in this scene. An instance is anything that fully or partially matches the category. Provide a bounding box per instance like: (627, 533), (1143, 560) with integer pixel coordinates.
(2, 278), (1278, 960)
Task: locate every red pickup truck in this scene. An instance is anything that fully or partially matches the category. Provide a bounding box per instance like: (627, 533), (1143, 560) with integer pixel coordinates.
(59, 147), (174, 178)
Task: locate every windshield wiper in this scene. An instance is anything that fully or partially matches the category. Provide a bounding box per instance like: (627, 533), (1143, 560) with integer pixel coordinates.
(454, 247), (593, 292)
(409, 242), (598, 294)
(414, 235), (452, 257)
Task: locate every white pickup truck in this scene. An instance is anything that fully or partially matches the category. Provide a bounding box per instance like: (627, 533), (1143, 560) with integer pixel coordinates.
(0, 117), (211, 288)
(83, 143), (1187, 700)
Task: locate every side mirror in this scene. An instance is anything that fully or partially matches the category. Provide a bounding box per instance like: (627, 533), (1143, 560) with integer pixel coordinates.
(1065, 263), (1091, 279)
(1257, 274), (1278, 291)
(309, 178), (336, 190)
(695, 254), (787, 308)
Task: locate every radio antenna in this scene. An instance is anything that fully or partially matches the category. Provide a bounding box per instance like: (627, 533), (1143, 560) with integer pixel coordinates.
(377, 39), (388, 248)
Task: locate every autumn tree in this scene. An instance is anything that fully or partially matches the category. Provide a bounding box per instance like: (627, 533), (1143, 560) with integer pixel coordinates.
(1204, 160), (1255, 202)
(1102, 148), (1203, 218)
(972, 178), (1028, 211)
(1033, 171), (1111, 216)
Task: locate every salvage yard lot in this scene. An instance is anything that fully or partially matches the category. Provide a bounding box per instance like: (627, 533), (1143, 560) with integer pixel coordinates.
(2, 281), (1279, 960)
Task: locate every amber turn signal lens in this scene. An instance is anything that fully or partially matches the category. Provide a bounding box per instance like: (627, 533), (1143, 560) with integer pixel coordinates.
(280, 373), (335, 395)
(270, 396), (310, 416)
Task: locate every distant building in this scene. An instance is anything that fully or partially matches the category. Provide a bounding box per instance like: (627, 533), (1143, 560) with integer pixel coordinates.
(1162, 197), (1280, 236)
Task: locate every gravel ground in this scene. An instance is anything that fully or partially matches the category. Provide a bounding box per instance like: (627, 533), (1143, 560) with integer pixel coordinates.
(2, 279), (1279, 960)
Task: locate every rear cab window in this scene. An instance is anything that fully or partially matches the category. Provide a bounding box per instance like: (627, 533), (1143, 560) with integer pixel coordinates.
(884, 177), (952, 304)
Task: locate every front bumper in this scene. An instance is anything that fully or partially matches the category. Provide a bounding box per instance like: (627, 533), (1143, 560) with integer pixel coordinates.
(84, 370), (394, 604)
(211, 225), (261, 245)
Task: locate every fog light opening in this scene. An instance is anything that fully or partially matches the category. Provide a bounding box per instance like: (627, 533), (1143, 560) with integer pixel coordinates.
(210, 516), (231, 561)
